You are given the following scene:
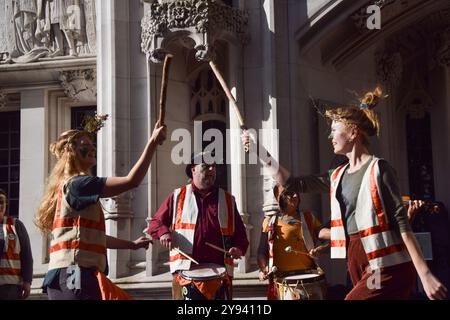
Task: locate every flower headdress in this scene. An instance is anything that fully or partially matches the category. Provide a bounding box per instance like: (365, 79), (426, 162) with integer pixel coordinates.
(50, 114), (109, 159)
(81, 113), (109, 135)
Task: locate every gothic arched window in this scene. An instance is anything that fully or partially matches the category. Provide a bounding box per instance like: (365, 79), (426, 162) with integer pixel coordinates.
(190, 68), (227, 119)
(190, 68), (229, 189)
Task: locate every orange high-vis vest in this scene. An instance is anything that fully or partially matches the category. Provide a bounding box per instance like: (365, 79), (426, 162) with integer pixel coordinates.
(330, 157), (411, 270)
(169, 185), (235, 276)
(48, 181), (107, 273)
(0, 216), (22, 285)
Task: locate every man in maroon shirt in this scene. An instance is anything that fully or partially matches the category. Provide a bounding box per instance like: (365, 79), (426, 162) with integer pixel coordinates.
(147, 152), (249, 300)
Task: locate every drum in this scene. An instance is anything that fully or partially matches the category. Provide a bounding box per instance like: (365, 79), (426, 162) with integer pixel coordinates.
(276, 270), (327, 300)
(178, 263), (229, 300)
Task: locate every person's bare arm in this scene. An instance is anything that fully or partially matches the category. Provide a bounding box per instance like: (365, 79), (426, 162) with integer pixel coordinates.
(241, 129), (291, 185)
(318, 228), (330, 240)
(401, 232), (448, 300)
(100, 122), (166, 198)
(106, 235), (152, 250)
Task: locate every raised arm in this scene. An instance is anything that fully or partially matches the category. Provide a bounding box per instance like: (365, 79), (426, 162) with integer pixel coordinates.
(100, 121), (166, 198)
(241, 129), (291, 185)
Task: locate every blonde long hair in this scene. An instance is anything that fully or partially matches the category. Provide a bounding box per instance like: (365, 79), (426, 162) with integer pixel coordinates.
(35, 130), (91, 233)
(325, 86), (384, 146)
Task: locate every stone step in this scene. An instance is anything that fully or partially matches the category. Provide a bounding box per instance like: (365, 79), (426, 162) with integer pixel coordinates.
(28, 270), (268, 300)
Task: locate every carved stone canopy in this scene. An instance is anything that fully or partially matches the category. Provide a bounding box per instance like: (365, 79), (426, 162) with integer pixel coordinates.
(141, 0), (249, 63)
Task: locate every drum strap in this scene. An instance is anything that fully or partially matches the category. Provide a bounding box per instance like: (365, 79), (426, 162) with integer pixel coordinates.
(300, 212), (314, 252)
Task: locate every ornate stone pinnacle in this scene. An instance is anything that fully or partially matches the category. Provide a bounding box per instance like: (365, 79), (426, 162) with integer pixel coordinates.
(141, 0), (249, 63)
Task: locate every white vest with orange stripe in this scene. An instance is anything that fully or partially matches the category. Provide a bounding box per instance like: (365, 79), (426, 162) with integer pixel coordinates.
(169, 184), (235, 276)
(48, 182), (107, 272)
(330, 157), (411, 270)
(0, 216), (22, 285)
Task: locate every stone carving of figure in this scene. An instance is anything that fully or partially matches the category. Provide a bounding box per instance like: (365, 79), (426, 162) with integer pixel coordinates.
(12, 0), (38, 55)
(1, 0), (95, 62)
(82, 0), (96, 54)
(36, 0), (92, 56)
(36, 0), (74, 56)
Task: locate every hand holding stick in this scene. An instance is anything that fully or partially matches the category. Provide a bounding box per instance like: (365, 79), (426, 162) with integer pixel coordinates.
(264, 266), (278, 279)
(205, 242), (232, 258)
(209, 60), (249, 153)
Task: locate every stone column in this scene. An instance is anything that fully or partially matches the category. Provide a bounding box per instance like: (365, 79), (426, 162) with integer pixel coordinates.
(19, 89), (48, 275)
(96, 0), (133, 278)
(229, 43), (252, 273)
(145, 51), (159, 277)
(260, 0), (281, 216)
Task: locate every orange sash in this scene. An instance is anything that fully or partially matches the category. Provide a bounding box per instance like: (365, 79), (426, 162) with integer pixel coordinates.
(95, 271), (133, 300)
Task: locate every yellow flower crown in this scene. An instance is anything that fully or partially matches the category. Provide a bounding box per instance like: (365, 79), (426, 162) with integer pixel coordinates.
(81, 113), (109, 135)
(65, 113), (109, 147)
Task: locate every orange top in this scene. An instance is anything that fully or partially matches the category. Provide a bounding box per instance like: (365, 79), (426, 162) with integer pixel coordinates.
(263, 214), (321, 273)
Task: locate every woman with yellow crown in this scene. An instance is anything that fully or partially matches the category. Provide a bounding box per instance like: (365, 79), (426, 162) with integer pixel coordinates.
(242, 87), (447, 300)
(36, 115), (166, 300)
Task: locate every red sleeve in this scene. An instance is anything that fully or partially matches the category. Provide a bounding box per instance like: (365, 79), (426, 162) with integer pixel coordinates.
(147, 192), (174, 239)
(232, 203), (249, 255)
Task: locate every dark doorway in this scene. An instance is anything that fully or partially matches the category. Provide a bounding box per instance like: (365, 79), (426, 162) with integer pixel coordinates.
(406, 113), (435, 200)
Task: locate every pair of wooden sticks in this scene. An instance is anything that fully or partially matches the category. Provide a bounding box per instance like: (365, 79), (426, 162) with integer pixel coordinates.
(171, 242), (232, 265)
(157, 55), (249, 152)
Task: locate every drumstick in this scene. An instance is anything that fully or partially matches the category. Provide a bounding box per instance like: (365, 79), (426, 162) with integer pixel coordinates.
(208, 60), (249, 153)
(158, 54), (173, 137)
(285, 246), (315, 259)
(172, 247), (199, 265)
(205, 242), (232, 257)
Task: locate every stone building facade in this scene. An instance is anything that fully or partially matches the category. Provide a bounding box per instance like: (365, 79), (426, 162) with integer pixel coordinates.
(0, 0), (449, 288)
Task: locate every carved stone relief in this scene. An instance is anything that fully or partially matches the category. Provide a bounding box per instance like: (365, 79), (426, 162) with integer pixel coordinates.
(59, 68), (96, 102)
(0, 0), (97, 64)
(0, 91), (6, 108)
(141, 0), (249, 63)
(375, 50), (403, 88)
(0, 92), (20, 109)
(436, 27), (450, 67)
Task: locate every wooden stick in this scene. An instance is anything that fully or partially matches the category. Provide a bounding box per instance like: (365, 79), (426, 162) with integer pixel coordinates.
(172, 247), (199, 265)
(293, 251), (315, 259)
(209, 60), (249, 152)
(205, 242), (229, 255)
(286, 246), (315, 259)
(158, 54), (173, 126)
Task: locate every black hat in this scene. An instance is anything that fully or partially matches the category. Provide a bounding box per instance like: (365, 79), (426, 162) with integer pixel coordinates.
(185, 151), (214, 179)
